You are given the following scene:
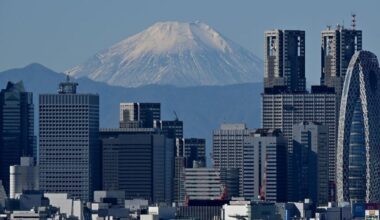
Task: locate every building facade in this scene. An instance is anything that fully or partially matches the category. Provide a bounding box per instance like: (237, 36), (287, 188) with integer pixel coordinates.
(174, 156), (186, 204)
(0, 81), (35, 195)
(176, 138), (206, 168)
(9, 157), (39, 199)
(39, 77), (100, 201)
(321, 25), (362, 99)
(264, 30), (306, 93)
(336, 51), (380, 203)
(120, 103), (160, 128)
(183, 168), (223, 200)
(292, 122), (329, 205)
(242, 129), (287, 202)
(262, 89), (336, 201)
(213, 123), (255, 195)
(174, 138), (206, 203)
(100, 128), (174, 204)
(154, 119), (183, 139)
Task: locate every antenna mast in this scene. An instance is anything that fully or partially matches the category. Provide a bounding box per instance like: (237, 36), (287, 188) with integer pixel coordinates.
(351, 13), (357, 30)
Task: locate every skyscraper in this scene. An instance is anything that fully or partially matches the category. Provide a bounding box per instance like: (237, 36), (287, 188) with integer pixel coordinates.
(176, 138), (206, 168)
(292, 122), (329, 205)
(264, 30), (306, 93)
(262, 88), (336, 201)
(120, 103), (160, 128)
(212, 123), (255, 195)
(336, 51), (380, 203)
(0, 81), (35, 195)
(242, 129), (287, 202)
(100, 128), (174, 204)
(213, 124), (254, 169)
(154, 119), (183, 139)
(321, 23), (362, 99)
(39, 77), (100, 201)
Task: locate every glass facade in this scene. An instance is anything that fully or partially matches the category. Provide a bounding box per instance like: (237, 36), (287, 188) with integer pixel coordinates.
(336, 51), (380, 203)
(0, 81), (35, 194)
(348, 100), (366, 202)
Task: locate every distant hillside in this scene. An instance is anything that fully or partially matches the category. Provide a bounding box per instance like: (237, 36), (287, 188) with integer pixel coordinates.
(0, 63), (263, 160)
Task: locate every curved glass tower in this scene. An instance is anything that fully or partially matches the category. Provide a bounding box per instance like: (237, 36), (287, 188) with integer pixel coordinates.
(348, 100), (366, 202)
(336, 51), (380, 203)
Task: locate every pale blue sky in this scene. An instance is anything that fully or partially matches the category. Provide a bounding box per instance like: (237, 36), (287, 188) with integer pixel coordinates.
(1, 0), (379, 84)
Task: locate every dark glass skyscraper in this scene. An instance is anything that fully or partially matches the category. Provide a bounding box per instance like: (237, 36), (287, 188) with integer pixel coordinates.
(264, 30), (306, 93)
(39, 77), (100, 202)
(100, 128), (174, 204)
(292, 122), (329, 205)
(0, 81), (35, 195)
(321, 25), (362, 98)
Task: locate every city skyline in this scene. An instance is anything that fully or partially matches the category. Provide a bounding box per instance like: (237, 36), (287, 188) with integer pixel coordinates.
(2, 2), (380, 219)
(1, 1), (380, 85)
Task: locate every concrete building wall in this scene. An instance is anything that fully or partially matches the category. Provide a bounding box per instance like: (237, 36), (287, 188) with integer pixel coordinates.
(39, 80), (100, 202)
(242, 129), (287, 202)
(9, 157), (39, 199)
(262, 92), (336, 201)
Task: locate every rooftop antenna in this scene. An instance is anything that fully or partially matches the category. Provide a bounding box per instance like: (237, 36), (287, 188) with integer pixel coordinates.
(66, 71), (71, 82)
(336, 23), (341, 30)
(351, 13), (357, 30)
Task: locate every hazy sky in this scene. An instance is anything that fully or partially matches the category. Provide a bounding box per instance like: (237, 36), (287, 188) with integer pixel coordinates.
(1, 0), (379, 84)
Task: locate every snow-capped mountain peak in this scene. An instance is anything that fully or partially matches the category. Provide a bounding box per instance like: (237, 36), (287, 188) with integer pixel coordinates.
(67, 21), (263, 87)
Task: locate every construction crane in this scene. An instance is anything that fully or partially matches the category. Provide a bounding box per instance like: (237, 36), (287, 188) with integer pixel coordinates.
(173, 111), (179, 121)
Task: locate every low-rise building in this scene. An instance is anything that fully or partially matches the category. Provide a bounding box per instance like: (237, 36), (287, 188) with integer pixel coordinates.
(9, 157), (39, 199)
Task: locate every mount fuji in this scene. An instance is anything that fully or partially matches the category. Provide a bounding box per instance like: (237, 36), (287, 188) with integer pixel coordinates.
(67, 21), (263, 87)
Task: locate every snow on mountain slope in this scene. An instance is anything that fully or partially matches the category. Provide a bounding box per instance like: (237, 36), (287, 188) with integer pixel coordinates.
(67, 21), (263, 87)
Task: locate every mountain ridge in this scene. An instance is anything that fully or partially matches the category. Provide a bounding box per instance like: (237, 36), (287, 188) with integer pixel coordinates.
(0, 63), (262, 158)
(67, 21), (263, 87)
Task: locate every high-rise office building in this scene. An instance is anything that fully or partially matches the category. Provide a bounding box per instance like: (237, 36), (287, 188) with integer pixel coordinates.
(213, 123), (255, 195)
(262, 88), (336, 201)
(100, 128), (174, 204)
(321, 23), (362, 99)
(176, 138), (206, 168)
(292, 122), (329, 205)
(154, 119), (183, 139)
(336, 51), (380, 203)
(9, 157), (39, 199)
(0, 81), (35, 195)
(213, 124), (254, 169)
(119, 103), (160, 128)
(264, 30), (306, 93)
(39, 77), (100, 202)
(242, 129), (287, 202)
